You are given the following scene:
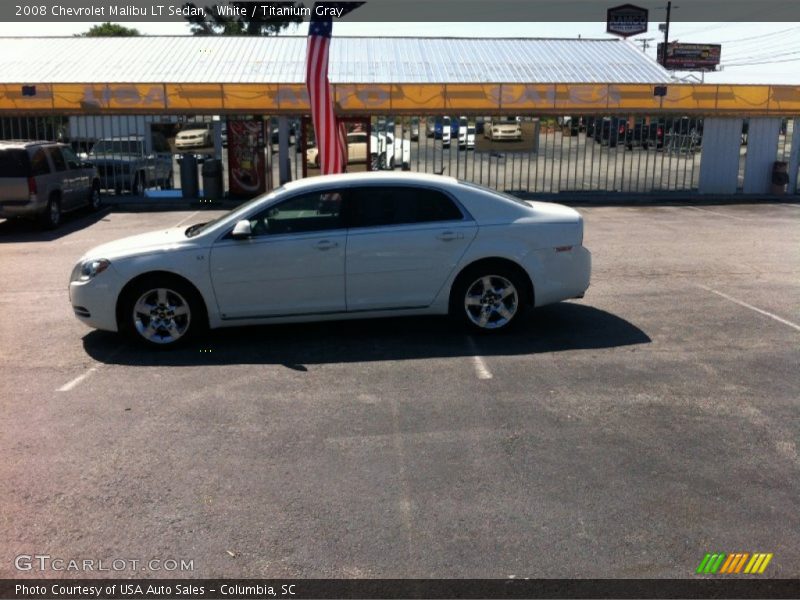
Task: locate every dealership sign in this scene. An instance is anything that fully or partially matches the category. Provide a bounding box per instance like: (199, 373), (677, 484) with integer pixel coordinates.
(607, 4), (648, 37)
(657, 43), (722, 70)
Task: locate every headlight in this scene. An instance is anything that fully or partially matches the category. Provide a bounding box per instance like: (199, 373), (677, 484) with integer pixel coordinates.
(72, 259), (110, 282)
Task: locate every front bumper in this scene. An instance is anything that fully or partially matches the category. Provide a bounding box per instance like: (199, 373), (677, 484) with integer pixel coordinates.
(69, 266), (125, 332)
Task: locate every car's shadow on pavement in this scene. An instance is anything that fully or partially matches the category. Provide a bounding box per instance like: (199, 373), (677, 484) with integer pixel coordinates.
(82, 302), (651, 368)
(0, 206), (110, 242)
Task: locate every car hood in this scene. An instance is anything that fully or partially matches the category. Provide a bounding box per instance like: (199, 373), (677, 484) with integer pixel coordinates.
(82, 227), (200, 261)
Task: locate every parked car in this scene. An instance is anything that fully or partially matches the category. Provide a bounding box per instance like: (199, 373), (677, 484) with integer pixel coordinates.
(593, 117), (626, 147)
(69, 172), (592, 347)
(624, 119), (664, 150)
(458, 123), (476, 149)
(558, 116), (582, 136)
(306, 132), (409, 170)
(484, 117), (522, 141)
(409, 117), (420, 141)
(441, 117), (452, 147)
(0, 140), (101, 228)
(373, 132), (411, 169)
(87, 135), (173, 195)
(269, 125), (297, 146)
(175, 128), (211, 150)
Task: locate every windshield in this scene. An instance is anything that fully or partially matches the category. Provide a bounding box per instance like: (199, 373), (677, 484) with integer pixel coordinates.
(185, 186), (286, 237)
(91, 140), (143, 155)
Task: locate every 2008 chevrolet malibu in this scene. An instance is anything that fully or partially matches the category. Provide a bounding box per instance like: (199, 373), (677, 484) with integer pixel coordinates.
(69, 172), (591, 347)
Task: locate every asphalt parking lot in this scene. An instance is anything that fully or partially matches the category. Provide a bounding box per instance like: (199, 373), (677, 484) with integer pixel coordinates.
(1, 201), (798, 578)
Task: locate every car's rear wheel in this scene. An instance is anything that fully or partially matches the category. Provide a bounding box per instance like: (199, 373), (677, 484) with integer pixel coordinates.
(40, 195), (61, 229)
(120, 276), (206, 348)
(89, 182), (102, 211)
(451, 265), (528, 333)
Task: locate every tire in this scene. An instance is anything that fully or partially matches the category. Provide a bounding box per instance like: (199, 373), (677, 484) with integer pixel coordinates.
(40, 195), (61, 230)
(132, 172), (145, 196)
(89, 182), (102, 211)
(450, 264), (529, 333)
(119, 276), (207, 348)
(378, 154), (387, 170)
(388, 156), (395, 170)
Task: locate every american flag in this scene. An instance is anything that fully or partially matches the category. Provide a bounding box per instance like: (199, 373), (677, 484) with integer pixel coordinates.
(305, 4), (361, 174)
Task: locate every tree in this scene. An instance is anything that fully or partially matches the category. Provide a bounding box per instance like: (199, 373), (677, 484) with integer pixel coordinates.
(78, 22), (141, 37)
(181, 1), (303, 36)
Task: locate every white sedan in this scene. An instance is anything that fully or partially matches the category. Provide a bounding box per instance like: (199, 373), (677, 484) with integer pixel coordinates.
(174, 128), (211, 149)
(69, 173), (591, 347)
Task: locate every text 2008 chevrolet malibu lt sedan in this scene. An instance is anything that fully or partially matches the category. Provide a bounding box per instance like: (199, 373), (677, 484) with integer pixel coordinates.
(69, 173), (591, 347)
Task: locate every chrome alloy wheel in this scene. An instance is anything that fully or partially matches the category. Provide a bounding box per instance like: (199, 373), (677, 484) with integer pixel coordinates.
(464, 275), (519, 330)
(132, 288), (191, 344)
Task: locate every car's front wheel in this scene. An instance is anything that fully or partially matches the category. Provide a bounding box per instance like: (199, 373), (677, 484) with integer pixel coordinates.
(451, 265), (528, 333)
(120, 276), (206, 347)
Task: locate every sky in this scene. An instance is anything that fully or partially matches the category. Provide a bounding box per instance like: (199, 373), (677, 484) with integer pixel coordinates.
(0, 20), (797, 84)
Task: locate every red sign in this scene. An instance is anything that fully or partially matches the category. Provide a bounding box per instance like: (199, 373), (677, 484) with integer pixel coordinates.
(607, 4), (648, 38)
(227, 120), (267, 198)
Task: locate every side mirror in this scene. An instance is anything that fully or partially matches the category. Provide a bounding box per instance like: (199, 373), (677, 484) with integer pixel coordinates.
(231, 219), (252, 239)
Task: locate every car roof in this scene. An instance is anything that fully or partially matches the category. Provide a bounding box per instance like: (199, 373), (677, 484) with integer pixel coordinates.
(0, 140), (60, 148)
(94, 136), (144, 141)
(281, 171), (459, 192)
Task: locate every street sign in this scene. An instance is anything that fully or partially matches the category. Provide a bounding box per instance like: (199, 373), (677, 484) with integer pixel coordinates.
(607, 4), (649, 38)
(657, 43), (722, 70)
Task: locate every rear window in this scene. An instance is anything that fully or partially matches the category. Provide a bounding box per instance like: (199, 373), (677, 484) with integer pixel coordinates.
(0, 149), (31, 178)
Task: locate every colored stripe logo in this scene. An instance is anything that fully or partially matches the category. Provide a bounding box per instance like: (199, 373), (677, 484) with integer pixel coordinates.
(696, 553), (773, 574)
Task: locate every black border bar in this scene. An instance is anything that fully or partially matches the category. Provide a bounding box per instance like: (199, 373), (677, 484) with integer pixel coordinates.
(3, 0), (800, 22)
(3, 579), (800, 599)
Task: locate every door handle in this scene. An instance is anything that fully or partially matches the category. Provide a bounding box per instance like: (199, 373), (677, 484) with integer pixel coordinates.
(315, 240), (339, 250)
(436, 231), (463, 242)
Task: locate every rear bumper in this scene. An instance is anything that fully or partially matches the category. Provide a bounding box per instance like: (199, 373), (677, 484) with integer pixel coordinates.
(0, 197), (45, 218)
(529, 245), (592, 307)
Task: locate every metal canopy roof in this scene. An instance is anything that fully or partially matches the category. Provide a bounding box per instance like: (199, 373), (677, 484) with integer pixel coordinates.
(0, 36), (671, 85)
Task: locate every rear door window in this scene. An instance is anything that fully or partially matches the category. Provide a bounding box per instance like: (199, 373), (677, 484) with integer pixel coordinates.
(30, 148), (50, 176)
(0, 149), (31, 178)
(347, 186), (464, 228)
(47, 147), (68, 172)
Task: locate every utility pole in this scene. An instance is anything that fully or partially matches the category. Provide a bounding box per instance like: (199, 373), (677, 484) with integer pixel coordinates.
(662, 1), (672, 67)
(637, 37), (655, 52)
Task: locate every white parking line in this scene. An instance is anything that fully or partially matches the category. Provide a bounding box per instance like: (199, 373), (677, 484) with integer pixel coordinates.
(698, 284), (800, 332)
(684, 206), (749, 221)
(466, 336), (493, 380)
(56, 345), (125, 392)
(57, 367), (98, 392)
(173, 211), (200, 227)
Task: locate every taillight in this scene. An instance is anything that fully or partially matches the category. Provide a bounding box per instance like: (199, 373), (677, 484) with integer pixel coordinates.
(27, 176), (37, 197)
(657, 127), (663, 137)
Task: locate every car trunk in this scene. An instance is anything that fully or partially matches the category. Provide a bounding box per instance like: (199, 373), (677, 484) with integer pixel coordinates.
(0, 149), (32, 202)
